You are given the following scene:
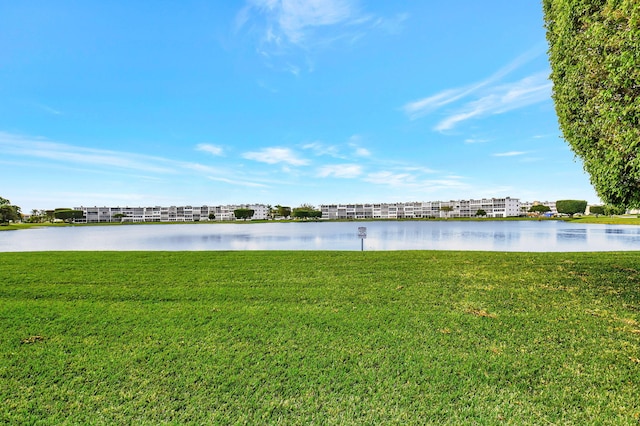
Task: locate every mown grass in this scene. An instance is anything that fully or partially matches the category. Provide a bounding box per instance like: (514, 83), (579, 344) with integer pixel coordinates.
(1, 251), (639, 424)
(567, 216), (640, 226)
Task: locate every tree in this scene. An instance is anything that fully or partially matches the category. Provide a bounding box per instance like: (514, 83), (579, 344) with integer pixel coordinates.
(28, 209), (43, 223)
(528, 205), (551, 215)
(475, 209), (487, 217)
(604, 204), (626, 216)
(112, 213), (127, 223)
(589, 205), (605, 216)
(543, 0), (640, 208)
(0, 197), (21, 224)
(440, 205), (454, 219)
(556, 200), (587, 217)
(53, 208), (84, 223)
(275, 205), (291, 219)
(233, 208), (254, 221)
(292, 205), (322, 220)
(208, 213), (216, 220)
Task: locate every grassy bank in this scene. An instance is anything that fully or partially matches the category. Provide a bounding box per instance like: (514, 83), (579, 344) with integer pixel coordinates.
(566, 215), (640, 226)
(1, 251), (639, 424)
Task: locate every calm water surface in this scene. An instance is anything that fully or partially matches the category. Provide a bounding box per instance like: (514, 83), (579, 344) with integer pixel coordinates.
(1, 221), (640, 252)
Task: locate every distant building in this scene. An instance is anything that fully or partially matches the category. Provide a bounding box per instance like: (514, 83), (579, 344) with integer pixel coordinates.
(321, 197), (521, 220)
(73, 204), (270, 223)
(72, 197), (556, 223)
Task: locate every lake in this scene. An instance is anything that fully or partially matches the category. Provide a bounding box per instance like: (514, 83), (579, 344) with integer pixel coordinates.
(1, 220), (640, 252)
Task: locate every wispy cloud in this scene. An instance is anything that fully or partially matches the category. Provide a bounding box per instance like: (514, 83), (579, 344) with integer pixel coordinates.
(434, 73), (551, 132)
(400, 166), (438, 174)
(492, 151), (529, 157)
(196, 143), (224, 156)
(242, 147), (309, 166)
(347, 135), (371, 157)
(0, 131), (270, 188)
(0, 132), (176, 174)
(206, 176), (268, 188)
(239, 0), (362, 47)
(236, 0), (404, 72)
(317, 164), (362, 178)
(364, 171), (414, 186)
(302, 141), (343, 158)
(403, 88), (475, 120)
(464, 138), (489, 144)
(353, 147), (371, 157)
(302, 136), (371, 159)
(34, 103), (63, 115)
(402, 46), (551, 131)
(364, 171), (469, 191)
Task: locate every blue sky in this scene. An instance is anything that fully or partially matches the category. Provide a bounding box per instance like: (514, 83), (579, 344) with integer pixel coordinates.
(1, 1), (600, 212)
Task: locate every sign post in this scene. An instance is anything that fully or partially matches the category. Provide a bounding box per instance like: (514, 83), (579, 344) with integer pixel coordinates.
(358, 227), (367, 251)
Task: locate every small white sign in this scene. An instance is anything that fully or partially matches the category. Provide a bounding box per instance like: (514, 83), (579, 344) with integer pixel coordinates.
(358, 227), (367, 239)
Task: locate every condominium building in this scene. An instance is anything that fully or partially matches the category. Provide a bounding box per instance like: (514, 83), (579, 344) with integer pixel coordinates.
(73, 197), (532, 223)
(320, 197), (521, 220)
(74, 204), (270, 223)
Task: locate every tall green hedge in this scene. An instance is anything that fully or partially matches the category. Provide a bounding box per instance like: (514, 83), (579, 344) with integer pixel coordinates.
(543, 0), (640, 208)
(556, 199), (588, 216)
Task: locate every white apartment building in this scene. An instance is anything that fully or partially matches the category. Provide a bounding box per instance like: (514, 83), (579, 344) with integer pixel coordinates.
(321, 198), (521, 220)
(74, 204), (270, 223)
(71, 197), (545, 223)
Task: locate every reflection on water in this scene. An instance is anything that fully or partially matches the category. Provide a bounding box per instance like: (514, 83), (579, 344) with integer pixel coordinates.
(557, 228), (588, 241)
(1, 221), (639, 252)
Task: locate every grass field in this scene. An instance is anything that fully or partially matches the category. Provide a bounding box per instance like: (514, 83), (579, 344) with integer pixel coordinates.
(1, 251), (639, 424)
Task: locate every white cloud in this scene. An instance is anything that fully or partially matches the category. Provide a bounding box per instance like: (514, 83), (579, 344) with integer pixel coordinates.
(402, 46), (551, 130)
(346, 134), (371, 157)
(34, 103), (63, 115)
(464, 138), (488, 144)
(207, 176), (268, 188)
(492, 151), (529, 157)
(196, 143), (224, 156)
(0, 132), (176, 174)
(242, 147), (309, 165)
(434, 73), (552, 131)
(277, 0), (356, 44)
(400, 166), (438, 174)
(317, 164), (362, 178)
(364, 171), (414, 186)
(403, 88), (472, 120)
(181, 163), (224, 175)
(354, 147), (371, 157)
(302, 141), (343, 158)
(236, 0), (402, 70)
(363, 171), (470, 192)
(242, 0), (359, 46)
(303, 137), (371, 159)
(370, 12), (409, 35)
(0, 131), (269, 189)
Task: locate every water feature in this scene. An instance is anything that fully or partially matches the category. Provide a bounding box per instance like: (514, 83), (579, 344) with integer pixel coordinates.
(2, 220), (640, 252)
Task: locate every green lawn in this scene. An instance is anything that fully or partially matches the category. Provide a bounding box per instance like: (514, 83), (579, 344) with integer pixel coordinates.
(567, 215), (640, 226)
(1, 251), (639, 424)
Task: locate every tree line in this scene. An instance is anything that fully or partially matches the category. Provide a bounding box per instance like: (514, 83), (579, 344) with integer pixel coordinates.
(233, 205), (322, 221)
(527, 200), (624, 217)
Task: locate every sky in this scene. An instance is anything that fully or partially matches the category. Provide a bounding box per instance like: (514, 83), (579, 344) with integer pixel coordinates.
(1, 1), (601, 213)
